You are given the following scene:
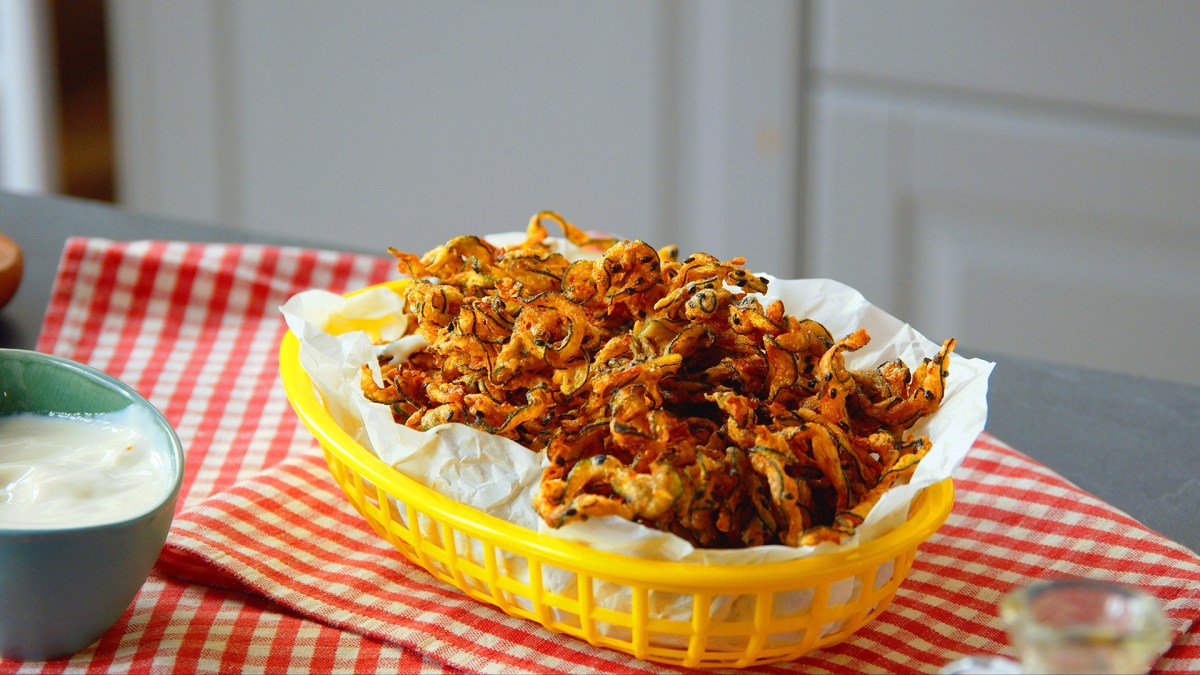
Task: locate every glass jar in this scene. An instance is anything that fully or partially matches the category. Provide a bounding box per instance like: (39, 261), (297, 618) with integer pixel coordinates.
(1001, 579), (1169, 674)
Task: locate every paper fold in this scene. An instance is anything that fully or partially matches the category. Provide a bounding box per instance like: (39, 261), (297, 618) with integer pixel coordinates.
(279, 236), (994, 566)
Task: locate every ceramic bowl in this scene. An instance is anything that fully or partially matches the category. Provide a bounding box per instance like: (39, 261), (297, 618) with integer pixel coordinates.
(0, 349), (184, 661)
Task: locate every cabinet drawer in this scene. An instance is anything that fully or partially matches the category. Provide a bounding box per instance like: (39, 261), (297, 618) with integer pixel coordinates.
(812, 1), (1200, 121)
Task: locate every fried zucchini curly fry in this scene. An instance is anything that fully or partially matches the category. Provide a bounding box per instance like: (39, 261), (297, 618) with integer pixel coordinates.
(365, 212), (955, 548)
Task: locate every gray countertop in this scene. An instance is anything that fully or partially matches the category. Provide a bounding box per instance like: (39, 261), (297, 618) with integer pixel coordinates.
(2, 191), (1197, 554)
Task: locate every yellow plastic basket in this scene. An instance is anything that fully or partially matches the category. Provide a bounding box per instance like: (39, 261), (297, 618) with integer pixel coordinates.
(279, 280), (954, 669)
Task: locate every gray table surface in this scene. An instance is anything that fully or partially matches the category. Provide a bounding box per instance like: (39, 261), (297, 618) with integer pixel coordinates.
(2, 191), (1197, 554)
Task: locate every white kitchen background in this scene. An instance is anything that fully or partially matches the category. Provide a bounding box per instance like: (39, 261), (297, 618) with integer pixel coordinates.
(5, 1), (1199, 384)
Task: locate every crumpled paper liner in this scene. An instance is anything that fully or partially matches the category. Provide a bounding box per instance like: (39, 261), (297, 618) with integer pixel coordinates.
(279, 235), (994, 645)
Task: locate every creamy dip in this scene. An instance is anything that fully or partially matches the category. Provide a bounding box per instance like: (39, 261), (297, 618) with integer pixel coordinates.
(0, 406), (173, 530)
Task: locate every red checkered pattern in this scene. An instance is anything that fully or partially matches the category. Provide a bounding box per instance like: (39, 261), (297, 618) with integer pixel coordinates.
(3, 238), (1198, 674)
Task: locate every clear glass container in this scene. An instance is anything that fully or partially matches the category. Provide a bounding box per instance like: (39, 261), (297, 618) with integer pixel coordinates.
(1000, 579), (1170, 674)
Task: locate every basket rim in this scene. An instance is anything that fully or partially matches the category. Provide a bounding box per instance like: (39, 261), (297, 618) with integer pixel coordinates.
(279, 280), (954, 590)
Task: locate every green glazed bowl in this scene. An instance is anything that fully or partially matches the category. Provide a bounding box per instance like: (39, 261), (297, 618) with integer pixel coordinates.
(0, 349), (184, 661)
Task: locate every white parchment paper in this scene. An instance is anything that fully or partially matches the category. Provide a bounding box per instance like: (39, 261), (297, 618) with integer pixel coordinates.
(280, 235), (993, 565)
(278, 236), (993, 562)
(280, 235), (993, 641)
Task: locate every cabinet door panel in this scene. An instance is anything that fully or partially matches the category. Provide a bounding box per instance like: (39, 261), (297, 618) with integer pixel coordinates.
(109, 1), (803, 271)
(810, 95), (1200, 383)
(813, 0), (1200, 121)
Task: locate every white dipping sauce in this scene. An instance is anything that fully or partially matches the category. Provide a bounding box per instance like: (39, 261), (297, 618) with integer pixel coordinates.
(0, 406), (172, 530)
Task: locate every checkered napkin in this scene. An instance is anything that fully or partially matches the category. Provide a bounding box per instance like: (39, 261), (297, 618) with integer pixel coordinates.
(6, 238), (1199, 674)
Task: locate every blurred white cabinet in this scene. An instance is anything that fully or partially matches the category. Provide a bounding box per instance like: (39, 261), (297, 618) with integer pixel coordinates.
(808, 1), (1200, 383)
(0, 0), (57, 193)
(107, 0), (803, 275)
(109, 1), (1200, 383)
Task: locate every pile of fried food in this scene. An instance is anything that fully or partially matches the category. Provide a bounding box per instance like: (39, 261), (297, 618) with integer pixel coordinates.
(361, 212), (955, 549)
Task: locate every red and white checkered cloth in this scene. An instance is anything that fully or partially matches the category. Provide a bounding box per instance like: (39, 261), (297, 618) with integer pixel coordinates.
(3, 237), (1198, 674)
